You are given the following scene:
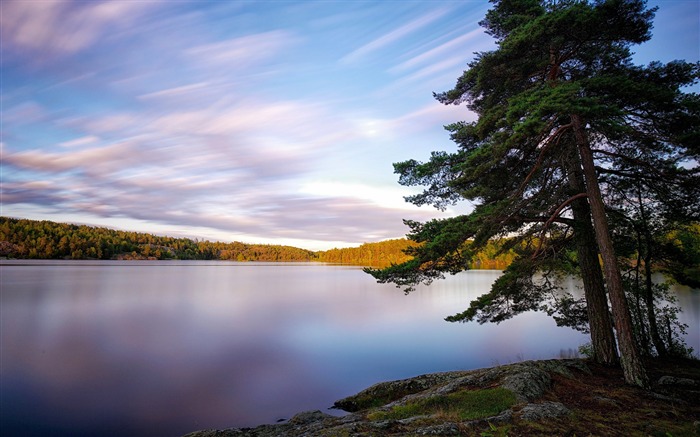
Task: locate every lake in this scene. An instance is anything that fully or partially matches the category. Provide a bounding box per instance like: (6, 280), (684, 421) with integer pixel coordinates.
(1, 260), (698, 436)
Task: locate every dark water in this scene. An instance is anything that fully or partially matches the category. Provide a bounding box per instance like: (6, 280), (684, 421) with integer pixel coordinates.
(1, 260), (697, 436)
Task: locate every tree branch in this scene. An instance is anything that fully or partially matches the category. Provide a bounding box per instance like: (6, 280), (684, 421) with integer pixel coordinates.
(532, 192), (589, 259)
(516, 122), (573, 197)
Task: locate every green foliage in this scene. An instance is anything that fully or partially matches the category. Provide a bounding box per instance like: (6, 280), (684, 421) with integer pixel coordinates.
(367, 388), (517, 422)
(578, 342), (594, 358)
(368, 0), (699, 326)
(0, 217), (518, 268)
(481, 421), (511, 437)
(662, 224), (700, 288)
(0, 217), (315, 262)
(445, 256), (545, 323)
(366, 2), (698, 386)
(317, 239), (417, 267)
(316, 237), (515, 269)
(624, 278), (694, 358)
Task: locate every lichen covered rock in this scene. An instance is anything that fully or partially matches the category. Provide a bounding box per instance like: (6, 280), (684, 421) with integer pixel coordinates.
(520, 401), (571, 421)
(184, 358), (700, 436)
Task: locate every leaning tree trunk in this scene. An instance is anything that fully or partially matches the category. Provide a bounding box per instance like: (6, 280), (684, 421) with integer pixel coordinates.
(644, 251), (667, 356)
(547, 50), (618, 366)
(565, 146), (619, 365)
(572, 114), (649, 388)
(637, 188), (668, 356)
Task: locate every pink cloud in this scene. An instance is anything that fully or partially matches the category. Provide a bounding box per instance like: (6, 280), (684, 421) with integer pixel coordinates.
(1, 0), (159, 58)
(186, 30), (299, 69)
(3, 101), (48, 125)
(3, 141), (141, 174)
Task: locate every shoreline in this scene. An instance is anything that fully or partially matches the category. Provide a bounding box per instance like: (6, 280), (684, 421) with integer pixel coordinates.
(184, 357), (700, 436)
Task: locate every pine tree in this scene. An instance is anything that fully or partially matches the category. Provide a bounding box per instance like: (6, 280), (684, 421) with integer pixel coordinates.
(367, 0), (699, 388)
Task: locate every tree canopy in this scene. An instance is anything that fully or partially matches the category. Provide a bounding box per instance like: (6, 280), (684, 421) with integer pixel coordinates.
(0, 217), (316, 262)
(367, 0), (699, 387)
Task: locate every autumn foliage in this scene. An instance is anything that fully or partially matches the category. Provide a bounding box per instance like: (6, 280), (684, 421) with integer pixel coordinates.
(0, 217), (515, 268)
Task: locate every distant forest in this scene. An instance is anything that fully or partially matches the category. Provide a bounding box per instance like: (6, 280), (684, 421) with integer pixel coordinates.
(0, 217), (516, 268)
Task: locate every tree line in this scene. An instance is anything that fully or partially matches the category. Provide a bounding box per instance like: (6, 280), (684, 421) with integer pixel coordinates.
(0, 217), (315, 262)
(0, 216), (518, 268)
(316, 238), (516, 268)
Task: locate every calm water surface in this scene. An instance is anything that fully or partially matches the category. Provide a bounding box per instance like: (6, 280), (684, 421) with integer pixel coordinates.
(1, 260), (698, 436)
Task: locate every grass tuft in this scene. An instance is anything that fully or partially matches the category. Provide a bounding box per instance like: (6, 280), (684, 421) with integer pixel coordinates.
(368, 387), (517, 422)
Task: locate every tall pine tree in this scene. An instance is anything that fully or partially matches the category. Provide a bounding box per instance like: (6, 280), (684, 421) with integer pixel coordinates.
(367, 0), (699, 388)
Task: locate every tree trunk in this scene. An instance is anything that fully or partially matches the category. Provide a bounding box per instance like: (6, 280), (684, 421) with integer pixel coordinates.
(637, 188), (668, 356)
(564, 144), (619, 365)
(572, 201), (621, 365)
(632, 229), (651, 355)
(566, 141), (620, 366)
(572, 114), (649, 388)
(632, 255), (650, 354)
(547, 51), (618, 366)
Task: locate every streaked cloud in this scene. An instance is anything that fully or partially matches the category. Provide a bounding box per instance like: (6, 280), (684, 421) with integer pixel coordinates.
(0, 0), (158, 58)
(63, 113), (140, 136)
(300, 181), (428, 211)
(2, 1), (695, 250)
(2, 101), (48, 125)
(138, 83), (211, 100)
(3, 141), (141, 175)
(340, 8), (449, 65)
(59, 136), (101, 148)
(390, 28), (486, 74)
(187, 30), (299, 69)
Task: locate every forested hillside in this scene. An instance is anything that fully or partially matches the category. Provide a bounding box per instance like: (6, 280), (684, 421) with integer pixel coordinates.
(0, 217), (315, 262)
(317, 239), (416, 266)
(316, 238), (515, 269)
(0, 217), (516, 268)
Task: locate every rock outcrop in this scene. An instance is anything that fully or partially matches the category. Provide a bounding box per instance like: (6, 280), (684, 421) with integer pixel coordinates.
(184, 359), (588, 437)
(184, 357), (700, 436)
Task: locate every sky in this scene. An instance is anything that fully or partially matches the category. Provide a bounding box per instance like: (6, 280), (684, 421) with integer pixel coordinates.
(2, 1), (699, 251)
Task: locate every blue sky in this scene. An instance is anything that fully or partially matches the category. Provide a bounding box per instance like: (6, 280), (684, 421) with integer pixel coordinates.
(2, 1), (698, 251)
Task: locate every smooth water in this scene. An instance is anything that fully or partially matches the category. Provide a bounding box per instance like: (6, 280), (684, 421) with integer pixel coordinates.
(1, 260), (697, 436)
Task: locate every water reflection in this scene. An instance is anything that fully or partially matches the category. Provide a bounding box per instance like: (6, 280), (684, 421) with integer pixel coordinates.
(1, 261), (695, 436)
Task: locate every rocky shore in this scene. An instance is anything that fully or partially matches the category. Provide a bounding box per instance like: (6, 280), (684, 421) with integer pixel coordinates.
(184, 358), (700, 436)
